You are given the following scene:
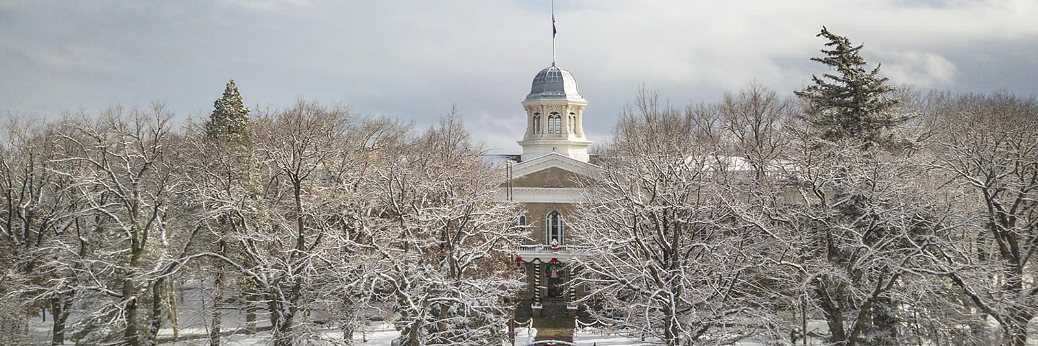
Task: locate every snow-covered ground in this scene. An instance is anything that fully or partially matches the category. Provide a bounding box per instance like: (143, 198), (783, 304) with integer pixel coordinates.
(157, 324), (653, 345)
(26, 318), (1038, 346)
(171, 325), (660, 346)
(23, 286), (1038, 346)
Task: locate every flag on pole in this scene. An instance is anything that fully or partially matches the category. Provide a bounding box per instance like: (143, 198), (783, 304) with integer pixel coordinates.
(551, 0), (558, 64)
(552, 0), (557, 37)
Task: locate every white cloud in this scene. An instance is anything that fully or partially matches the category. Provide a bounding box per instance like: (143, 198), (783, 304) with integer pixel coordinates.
(878, 51), (957, 87)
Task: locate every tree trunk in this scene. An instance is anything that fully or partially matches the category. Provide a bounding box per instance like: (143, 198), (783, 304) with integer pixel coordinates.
(123, 279), (141, 344)
(50, 294), (72, 345)
(210, 256), (225, 346)
(267, 294), (279, 337)
(869, 296), (898, 345)
(816, 284), (847, 344)
(144, 280), (166, 346)
(267, 176), (305, 346)
(664, 306), (679, 346)
(402, 321), (422, 346)
(268, 291), (298, 346)
(241, 276), (257, 334)
(272, 310), (296, 346)
(342, 323), (354, 345)
(167, 280), (180, 341)
(342, 298), (356, 345)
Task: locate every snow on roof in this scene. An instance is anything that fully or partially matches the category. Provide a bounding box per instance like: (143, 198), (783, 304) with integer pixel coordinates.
(481, 154), (521, 167)
(484, 153), (794, 177)
(691, 155), (793, 172)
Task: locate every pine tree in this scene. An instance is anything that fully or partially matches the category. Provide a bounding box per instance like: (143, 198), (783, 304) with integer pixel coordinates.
(206, 80), (251, 143)
(795, 26), (904, 148)
(796, 27), (906, 346)
(202, 79), (252, 345)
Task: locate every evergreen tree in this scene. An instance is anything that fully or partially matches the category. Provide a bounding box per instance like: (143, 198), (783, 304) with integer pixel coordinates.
(206, 80), (251, 143)
(795, 26), (904, 148)
(795, 27), (909, 346)
(201, 79), (252, 345)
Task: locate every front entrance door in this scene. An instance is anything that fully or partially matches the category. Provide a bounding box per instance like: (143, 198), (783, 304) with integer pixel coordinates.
(545, 265), (565, 299)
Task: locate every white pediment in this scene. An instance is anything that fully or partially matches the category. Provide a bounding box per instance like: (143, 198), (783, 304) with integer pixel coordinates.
(509, 152), (600, 180)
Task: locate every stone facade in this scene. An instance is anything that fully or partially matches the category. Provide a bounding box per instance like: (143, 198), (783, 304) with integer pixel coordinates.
(520, 202), (574, 244)
(510, 167), (582, 189)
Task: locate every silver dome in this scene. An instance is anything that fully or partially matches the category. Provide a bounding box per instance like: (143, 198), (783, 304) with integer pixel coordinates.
(526, 64), (583, 101)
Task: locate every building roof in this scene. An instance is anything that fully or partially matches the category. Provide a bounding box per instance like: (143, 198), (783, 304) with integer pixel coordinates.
(526, 64), (584, 101)
(481, 154), (521, 167)
(508, 152), (600, 180)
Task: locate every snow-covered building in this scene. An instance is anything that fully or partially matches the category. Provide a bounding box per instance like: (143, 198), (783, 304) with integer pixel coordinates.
(495, 60), (600, 339)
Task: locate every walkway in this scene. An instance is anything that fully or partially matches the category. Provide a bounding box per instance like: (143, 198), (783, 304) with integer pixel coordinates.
(532, 303), (575, 343)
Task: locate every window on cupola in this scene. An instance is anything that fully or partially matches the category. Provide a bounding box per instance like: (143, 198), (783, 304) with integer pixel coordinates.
(548, 113), (561, 134)
(547, 211), (563, 244)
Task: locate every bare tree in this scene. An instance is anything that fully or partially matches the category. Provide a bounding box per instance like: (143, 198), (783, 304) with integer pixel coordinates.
(571, 91), (776, 345)
(0, 118), (85, 345)
(929, 93), (1038, 346)
(35, 106), (203, 345)
(188, 101), (399, 345)
(365, 114), (526, 346)
(719, 84), (793, 179)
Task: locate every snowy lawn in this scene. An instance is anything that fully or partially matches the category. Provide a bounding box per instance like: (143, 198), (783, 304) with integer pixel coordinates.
(157, 323), (659, 345)
(29, 316), (1038, 345)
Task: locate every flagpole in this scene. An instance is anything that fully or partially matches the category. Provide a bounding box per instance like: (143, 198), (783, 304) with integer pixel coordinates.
(551, 0), (556, 66)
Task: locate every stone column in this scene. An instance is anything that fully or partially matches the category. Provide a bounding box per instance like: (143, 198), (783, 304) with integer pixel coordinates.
(532, 262), (543, 317)
(560, 106), (570, 136)
(575, 107), (585, 137)
(566, 266), (579, 316)
(539, 105), (547, 135)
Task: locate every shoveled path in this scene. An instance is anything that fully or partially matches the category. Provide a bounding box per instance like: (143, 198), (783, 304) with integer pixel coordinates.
(532, 303), (575, 344)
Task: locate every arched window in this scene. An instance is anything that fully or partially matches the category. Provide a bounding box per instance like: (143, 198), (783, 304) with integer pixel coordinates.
(546, 211), (563, 244)
(548, 113), (561, 134)
(532, 113), (542, 134)
(517, 215), (527, 227)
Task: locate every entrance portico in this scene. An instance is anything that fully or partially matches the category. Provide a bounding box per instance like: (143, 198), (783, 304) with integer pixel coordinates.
(515, 244), (587, 314)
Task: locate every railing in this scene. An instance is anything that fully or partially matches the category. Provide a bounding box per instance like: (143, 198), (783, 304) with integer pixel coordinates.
(516, 244), (590, 255)
(515, 244), (590, 262)
(513, 318), (533, 329)
(528, 340), (576, 346)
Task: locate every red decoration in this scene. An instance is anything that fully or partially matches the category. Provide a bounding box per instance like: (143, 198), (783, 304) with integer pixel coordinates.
(515, 256), (524, 269)
(550, 258), (560, 266)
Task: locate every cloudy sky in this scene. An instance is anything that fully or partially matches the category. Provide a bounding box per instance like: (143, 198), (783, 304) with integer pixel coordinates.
(2, 0), (1036, 152)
